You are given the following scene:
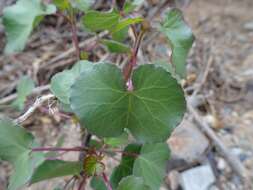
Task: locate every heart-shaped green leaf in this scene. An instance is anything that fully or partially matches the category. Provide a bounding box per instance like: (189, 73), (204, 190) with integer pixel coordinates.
(50, 60), (93, 104)
(0, 118), (44, 190)
(70, 63), (185, 143)
(30, 160), (82, 184)
(117, 176), (151, 190)
(160, 8), (194, 78)
(133, 143), (170, 190)
(3, 0), (56, 54)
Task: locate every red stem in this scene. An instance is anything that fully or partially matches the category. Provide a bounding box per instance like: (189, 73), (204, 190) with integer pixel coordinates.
(70, 20), (80, 59)
(55, 12), (80, 59)
(32, 147), (88, 152)
(102, 172), (113, 190)
(78, 177), (86, 190)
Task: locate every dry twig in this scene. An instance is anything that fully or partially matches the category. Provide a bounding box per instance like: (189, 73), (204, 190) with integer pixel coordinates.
(187, 99), (249, 180)
(0, 84), (50, 105)
(14, 94), (55, 124)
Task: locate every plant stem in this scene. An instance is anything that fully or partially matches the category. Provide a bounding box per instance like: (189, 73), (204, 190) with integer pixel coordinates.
(70, 19), (80, 59)
(123, 30), (145, 82)
(102, 172), (113, 190)
(77, 176), (86, 190)
(32, 147), (88, 152)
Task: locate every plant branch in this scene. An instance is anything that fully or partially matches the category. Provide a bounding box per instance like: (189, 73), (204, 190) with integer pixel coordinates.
(14, 94), (55, 124)
(187, 98), (249, 179)
(102, 172), (113, 190)
(77, 176), (86, 190)
(123, 30), (145, 82)
(32, 146), (89, 152)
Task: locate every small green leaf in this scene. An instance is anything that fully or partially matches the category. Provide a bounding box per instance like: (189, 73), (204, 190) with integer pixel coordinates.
(133, 143), (170, 190)
(102, 39), (131, 53)
(53, 0), (71, 11)
(117, 176), (151, 190)
(104, 132), (129, 148)
(82, 10), (120, 32)
(50, 60), (93, 104)
(0, 118), (44, 190)
(83, 155), (104, 176)
(111, 144), (141, 189)
(112, 26), (129, 42)
(160, 8), (194, 78)
(123, 0), (144, 13)
(30, 160), (82, 184)
(12, 76), (35, 110)
(3, 0), (56, 53)
(90, 176), (107, 190)
(70, 0), (94, 12)
(70, 63), (186, 143)
(112, 17), (143, 33)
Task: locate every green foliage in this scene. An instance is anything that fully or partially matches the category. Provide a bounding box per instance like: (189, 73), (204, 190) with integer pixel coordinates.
(112, 17), (143, 33)
(90, 176), (107, 190)
(0, 118), (44, 190)
(0, 1), (194, 189)
(160, 8), (194, 78)
(117, 176), (151, 190)
(50, 60), (93, 104)
(133, 143), (170, 190)
(12, 76), (35, 110)
(53, 0), (71, 11)
(30, 160), (82, 184)
(70, 0), (95, 12)
(111, 144), (141, 189)
(82, 10), (120, 32)
(102, 39), (131, 53)
(70, 63), (185, 143)
(3, 0), (56, 54)
(104, 132), (129, 148)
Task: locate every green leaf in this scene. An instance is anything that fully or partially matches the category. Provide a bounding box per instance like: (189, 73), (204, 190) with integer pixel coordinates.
(133, 143), (170, 190)
(112, 17), (143, 33)
(30, 160), (82, 184)
(123, 0), (144, 13)
(160, 8), (194, 78)
(0, 118), (44, 190)
(70, 63), (186, 143)
(53, 0), (71, 11)
(90, 176), (107, 190)
(102, 39), (130, 53)
(112, 26), (129, 42)
(50, 60), (93, 104)
(70, 0), (94, 12)
(117, 176), (151, 190)
(12, 76), (35, 110)
(82, 10), (120, 32)
(104, 132), (129, 148)
(111, 144), (141, 189)
(3, 0), (56, 54)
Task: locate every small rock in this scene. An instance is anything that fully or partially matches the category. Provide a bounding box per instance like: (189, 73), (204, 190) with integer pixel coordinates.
(217, 157), (227, 171)
(180, 165), (215, 190)
(244, 21), (253, 31)
(166, 170), (180, 190)
(168, 120), (209, 164)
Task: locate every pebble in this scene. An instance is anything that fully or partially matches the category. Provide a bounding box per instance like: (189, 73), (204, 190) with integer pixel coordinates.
(180, 165), (215, 190)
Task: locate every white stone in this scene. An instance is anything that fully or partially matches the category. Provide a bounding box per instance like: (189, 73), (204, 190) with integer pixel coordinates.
(180, 165), (215, 190)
